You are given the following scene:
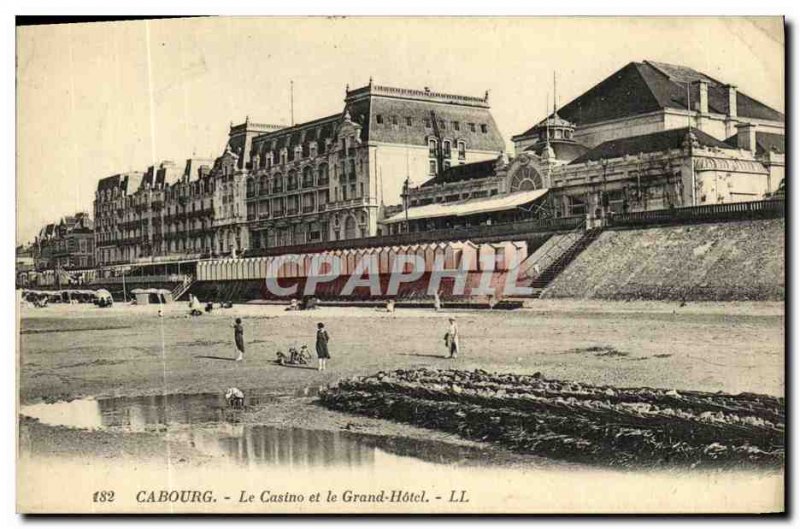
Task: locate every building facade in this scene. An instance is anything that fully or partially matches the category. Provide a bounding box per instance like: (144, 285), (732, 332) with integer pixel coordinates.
(33, 212), (95, 271)
(392, 60), (784, 232)
(243, 82), (505, 250)
(89, 82), (505, 264)
(94, 160), (218, 266)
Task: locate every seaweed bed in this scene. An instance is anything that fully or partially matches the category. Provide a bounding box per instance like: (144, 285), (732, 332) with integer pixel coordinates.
(319, 368), (784, 469)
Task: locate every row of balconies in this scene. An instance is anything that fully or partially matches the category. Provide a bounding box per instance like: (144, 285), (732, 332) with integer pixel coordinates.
(246, 177), (331, 198)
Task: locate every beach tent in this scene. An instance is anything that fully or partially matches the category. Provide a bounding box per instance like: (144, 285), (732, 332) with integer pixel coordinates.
(95, 288), (113, 306)
(131, 288), (174, 305)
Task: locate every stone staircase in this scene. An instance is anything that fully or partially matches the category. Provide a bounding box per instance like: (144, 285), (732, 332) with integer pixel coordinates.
(528, 227), (603, 296)
(506, 224), (602, 300)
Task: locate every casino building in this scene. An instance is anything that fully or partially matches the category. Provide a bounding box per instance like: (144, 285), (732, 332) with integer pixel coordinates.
(387, 60), (785, 233)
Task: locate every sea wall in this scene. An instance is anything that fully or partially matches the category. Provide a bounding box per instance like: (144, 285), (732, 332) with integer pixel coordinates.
(542, 219), (785, 301)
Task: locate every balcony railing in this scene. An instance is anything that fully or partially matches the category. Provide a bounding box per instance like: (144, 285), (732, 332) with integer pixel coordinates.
(606, 197), (785, 228)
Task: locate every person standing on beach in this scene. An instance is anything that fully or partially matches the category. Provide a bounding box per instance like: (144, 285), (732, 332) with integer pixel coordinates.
(444, 317), (459, 358)
(232, 317), (245, 362)
(315, 322), (330, 371)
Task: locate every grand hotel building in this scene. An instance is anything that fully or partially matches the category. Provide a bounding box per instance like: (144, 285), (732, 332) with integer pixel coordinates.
(93, 82), (505, 265)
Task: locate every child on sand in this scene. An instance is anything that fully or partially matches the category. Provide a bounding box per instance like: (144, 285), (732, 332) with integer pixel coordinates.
(315, 322), (330, 371)
(232, 318), (245, 362)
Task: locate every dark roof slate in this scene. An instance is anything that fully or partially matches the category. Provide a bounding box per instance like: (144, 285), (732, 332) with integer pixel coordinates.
(517, 61), (784, 135)
(724, 131), (785, 155)
(569, 127), (731, 165)
(366, 97), (505, 152)
(420, 159), (499, 188)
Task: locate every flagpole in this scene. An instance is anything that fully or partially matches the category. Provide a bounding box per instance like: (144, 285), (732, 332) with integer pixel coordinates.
(687, 83), (696, 207)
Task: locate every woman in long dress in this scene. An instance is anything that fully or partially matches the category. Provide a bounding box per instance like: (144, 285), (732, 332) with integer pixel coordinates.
(315, 322), (330, 371)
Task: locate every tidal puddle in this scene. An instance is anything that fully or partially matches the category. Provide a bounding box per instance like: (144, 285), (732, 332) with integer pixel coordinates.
(20, 392), (520, 470)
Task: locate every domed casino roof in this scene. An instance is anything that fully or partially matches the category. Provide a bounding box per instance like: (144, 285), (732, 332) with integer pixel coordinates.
(533, 112), (574, 130)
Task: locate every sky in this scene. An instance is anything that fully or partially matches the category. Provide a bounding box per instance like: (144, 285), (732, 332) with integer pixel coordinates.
(16, 16), (784, 245)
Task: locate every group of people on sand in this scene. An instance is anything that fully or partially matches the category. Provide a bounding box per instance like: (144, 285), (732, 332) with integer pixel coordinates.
(230, 312), (459, 367)
(232, 318), (331, 370)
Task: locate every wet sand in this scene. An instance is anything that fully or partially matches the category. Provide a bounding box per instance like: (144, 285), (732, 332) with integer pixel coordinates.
(19, 299), (785, 406)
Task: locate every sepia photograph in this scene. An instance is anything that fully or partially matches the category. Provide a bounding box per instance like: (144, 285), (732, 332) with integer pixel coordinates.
(14, 16), (785, 514)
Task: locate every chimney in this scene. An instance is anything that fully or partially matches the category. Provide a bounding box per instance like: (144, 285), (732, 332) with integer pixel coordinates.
(692, 79), (709, 114)
(736, 123), (757, 153)
(725, 84), (737, 118)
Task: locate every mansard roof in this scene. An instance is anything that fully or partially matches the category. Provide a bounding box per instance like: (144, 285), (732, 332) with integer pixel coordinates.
(517, 60), (784, 138)
(362, 88), (505, 152)
(248, 83), (505, 158)
(96, 172), (143, 195)
(569, 127), (731, 165)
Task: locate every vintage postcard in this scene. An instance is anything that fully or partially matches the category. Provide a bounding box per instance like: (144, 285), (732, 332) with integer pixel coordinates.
(15, 16), (785, 514)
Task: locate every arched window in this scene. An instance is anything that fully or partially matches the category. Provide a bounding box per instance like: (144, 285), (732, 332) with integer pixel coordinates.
(318, 163), (329, 185)
(287, 170), (298, 190)
(344, 215), (357, 240)
(272, 174), (283, 193)
(510, 165), (543, 192)
(302, 166), (314, 187)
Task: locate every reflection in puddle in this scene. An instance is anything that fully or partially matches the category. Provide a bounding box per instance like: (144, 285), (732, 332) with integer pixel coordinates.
(20, 393), (506, 470)
(199, 426), (379, 468)
(20, 392), (297, 432)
